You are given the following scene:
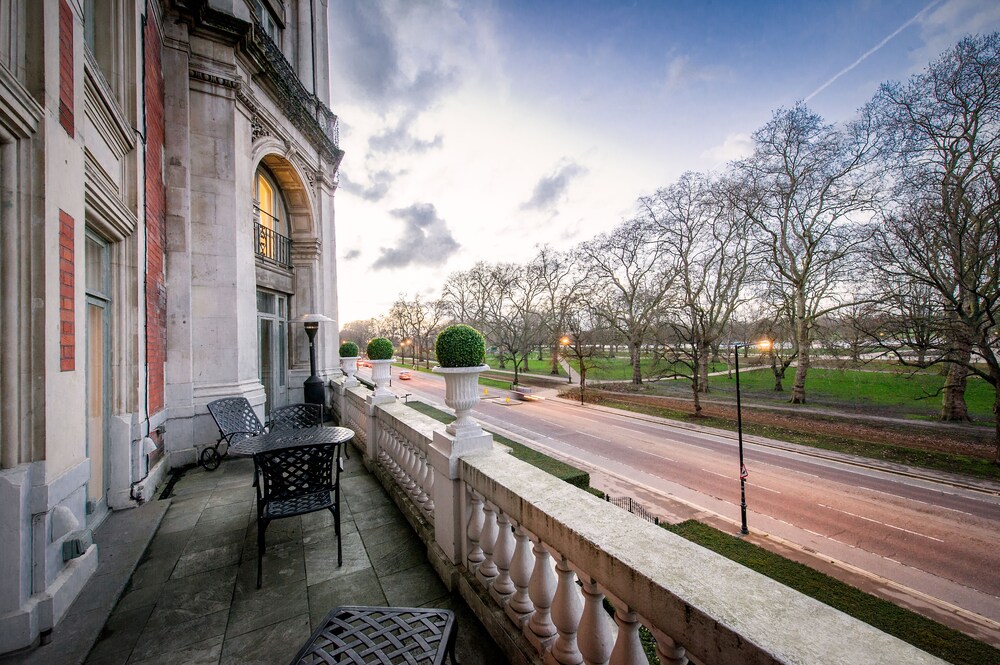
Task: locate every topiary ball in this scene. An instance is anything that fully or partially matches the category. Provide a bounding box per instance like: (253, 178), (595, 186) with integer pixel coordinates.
(339, 341), (359, 358)
(366, 337), (394, 360)
(435, 324), (486, 367)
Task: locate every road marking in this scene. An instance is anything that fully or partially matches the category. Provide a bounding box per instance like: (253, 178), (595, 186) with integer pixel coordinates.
(817, 503), (944, 542)
(754, 485), (782, 494)
(701, 468), (730, 479)
(851, 486), (979, 518)
(575, 431), (612, 442)
(645, 452), (676, 462)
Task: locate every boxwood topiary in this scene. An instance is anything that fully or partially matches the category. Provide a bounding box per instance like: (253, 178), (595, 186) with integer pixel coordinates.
(435, 324), (486, 367)
(366, 337), (394, 360)
(339, 341), (359, 357)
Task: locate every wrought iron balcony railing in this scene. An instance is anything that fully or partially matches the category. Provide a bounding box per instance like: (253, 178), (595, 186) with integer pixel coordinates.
(254, 215), (291, 268)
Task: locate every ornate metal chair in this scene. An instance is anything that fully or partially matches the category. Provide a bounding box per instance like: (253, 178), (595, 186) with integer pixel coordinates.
(269, 403), (323, 430)
(254, 440), (342, 588)
(204, 397), (266, 471)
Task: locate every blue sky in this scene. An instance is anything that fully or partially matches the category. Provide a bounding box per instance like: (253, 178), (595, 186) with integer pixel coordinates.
(328, 0), (1000, 325)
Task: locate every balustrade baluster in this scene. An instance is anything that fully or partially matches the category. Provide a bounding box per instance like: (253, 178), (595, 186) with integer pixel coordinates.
(466, 490), (485, 567)
(423, 465), (435, 515)
(526, 540), (557, 652)
(414, 452), (429, 507)
(649, 628), (688, 665)
(609, 605), (644, 665)
(549, 557), (583, 665)
(491, 511), (515, 601)
(477, 502), (499, 585)
(506, 524), (535, 625)
(578, 576), (613, 665)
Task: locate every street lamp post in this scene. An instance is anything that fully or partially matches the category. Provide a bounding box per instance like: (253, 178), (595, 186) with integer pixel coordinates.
(733, 342), (749, 536)
(292, 313), (334, 406)
(560, 336), (571, 383)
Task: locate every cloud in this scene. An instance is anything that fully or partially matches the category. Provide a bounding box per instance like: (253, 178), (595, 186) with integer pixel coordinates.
(521, 163), (587, 211)
(916, 0), (1000, 63)
(701, 133), (754, 165)
(338, 170), (398, 202)
(368, 113), (444, 154)
(328, 1), (458, 111)
(664, 54), (725, 90)
(343, 249), (361, 261)
(372, 203), (460, 270)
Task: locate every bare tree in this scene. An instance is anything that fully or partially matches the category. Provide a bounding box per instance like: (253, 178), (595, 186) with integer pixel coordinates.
(532, 245), (587, 375)
(731, 104), (878, 403)
(867, 33), (1000, 458)
(644, 172), (754, 413)
(339, 319), (379, 350)
(472, 262), (546, 386)
(579, 217), (674, 385)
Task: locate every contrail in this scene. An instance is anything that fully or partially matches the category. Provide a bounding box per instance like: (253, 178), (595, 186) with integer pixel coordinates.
(804, 0), (943, 102)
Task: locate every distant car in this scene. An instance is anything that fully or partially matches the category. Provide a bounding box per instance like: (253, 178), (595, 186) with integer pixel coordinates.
(399, 371), (412, 380)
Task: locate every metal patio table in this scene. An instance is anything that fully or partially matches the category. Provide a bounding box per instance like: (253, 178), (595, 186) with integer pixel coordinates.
(228, 425), (355, 457)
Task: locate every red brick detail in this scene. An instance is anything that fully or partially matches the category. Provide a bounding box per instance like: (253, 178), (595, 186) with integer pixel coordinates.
(58, 0), (74, 137)
(144, 16), (167, 414)
(59, 210), (75, 371)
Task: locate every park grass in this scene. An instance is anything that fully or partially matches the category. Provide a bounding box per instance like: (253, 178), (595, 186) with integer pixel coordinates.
(568, 355), (728, 381)
(664, 520), (1000, 665)
(485, 353), (566, 376)
(405, 401), (591, 489)
(705, 366), (996, 420)
(586, 394), (1000, 481)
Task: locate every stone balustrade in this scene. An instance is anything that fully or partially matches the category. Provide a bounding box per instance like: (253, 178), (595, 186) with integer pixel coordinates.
(329, 376), (943, 665)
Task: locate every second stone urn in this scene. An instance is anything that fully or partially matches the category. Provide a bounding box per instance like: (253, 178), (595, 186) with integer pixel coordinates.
(432, 364), (490, 437)
(340, 356), (359, 387)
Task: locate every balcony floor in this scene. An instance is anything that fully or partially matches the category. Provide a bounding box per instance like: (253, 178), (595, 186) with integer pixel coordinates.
(6, 448), (506, 665)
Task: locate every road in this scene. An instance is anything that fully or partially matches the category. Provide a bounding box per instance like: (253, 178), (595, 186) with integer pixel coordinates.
(378, 367), (1000, 642)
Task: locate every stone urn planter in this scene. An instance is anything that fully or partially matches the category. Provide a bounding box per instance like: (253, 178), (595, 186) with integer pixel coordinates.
(340, 356), (359, 387)
(339, 341), (360, 387)
(432, 324), (489, 439)
(366, 337), (395, 399)
(432, 364), (490, 437)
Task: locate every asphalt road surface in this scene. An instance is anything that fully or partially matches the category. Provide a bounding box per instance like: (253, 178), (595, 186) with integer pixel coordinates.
(375, 367), (1000, 640)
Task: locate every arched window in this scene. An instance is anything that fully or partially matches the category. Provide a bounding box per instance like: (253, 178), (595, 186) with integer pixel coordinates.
(254, 166), (290, 266)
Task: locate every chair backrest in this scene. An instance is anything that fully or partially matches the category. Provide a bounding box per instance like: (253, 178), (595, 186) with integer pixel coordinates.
(256, 442), (338, 503)
(270, 403), (323, 431)
(207, 397), (265, 442)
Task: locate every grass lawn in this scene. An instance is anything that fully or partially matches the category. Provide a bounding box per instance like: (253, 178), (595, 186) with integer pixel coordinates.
(569, 355), (729, 381)
(665, 520), (1000, 665)
(706, 367), (996, 420)
(405, 400), (591, 489)
(586, 394), (1000, 481)
(485, 353), (566, 376)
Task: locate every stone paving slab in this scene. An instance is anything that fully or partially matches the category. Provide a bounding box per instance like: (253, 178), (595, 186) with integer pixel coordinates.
(3, 445), (508, 665)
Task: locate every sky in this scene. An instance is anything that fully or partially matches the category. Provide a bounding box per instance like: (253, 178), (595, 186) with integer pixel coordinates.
(327, 0), (1000, 326)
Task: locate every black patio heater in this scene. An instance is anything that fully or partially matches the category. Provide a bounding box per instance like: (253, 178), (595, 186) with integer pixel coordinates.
(292, 313), (334, 405)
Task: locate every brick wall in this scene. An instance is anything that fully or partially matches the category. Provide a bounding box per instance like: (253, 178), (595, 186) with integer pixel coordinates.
(58, 0), (73, 137)
(144, 14), (166, 414)
(59, 210), (75, 371)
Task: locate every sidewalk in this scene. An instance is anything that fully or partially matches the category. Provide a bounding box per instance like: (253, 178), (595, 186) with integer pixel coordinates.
(2, 449), (505, 665)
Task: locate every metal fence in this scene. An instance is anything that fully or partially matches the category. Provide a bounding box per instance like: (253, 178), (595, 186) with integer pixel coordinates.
(605, 494), (660, 525)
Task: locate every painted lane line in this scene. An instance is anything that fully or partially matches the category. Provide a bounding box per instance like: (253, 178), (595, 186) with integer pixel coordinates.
(701, 468), (730, 480)
(817, 503), (944, 543)
(645, 452), (676, 463)
(754, 485), (782, 494)
(575, 431), (612, 442)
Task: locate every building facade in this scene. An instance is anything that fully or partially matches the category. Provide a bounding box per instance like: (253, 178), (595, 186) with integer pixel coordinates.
(0, 0), (342, 653)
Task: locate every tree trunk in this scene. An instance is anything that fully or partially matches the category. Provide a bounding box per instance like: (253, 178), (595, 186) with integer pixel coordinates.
(691, 353), (703, 416)
(697, 345), (710, 394)
(791, 290), (810, 404)
(631, 341), (642, 385)
(550, 343), (560, 375)
(992, 384), (1000, 465)
(941, 361), (970, 421)
(771, 353), (784, 391)
(579, 366), (587, 405)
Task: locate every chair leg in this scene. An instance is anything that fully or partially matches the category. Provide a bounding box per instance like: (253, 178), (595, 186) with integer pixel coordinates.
(257, 518), (269, 589)
(331, 505), (342, 566)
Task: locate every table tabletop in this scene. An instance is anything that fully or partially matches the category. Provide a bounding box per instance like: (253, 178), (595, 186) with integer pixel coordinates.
(229, 426), (354, 457)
